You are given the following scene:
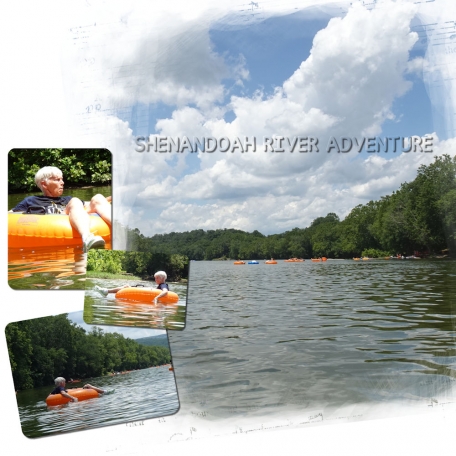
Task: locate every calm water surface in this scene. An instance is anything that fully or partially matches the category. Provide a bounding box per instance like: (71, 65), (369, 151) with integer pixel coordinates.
(17, 366), (179, 438)
(84, 279), (188, 330)
(8, 187), (111, 290)
(168, 260), (456, 423)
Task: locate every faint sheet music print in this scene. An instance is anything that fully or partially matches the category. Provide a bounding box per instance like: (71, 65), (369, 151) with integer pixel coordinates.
(419, 4), (456, 139)
(62, 12), (162, 248)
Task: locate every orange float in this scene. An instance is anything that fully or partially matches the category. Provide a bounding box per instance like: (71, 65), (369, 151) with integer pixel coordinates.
(233, 261), (245, 265)
(8, 212), (111, 248)
(284, 258), (304, 262)
(311, 258), (321, 262)
(115, 287), (179, 304)
(265, 260), (277, 264)
(46, 388), (100, 406)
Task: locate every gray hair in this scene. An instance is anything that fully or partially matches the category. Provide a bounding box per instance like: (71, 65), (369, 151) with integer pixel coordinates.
(35, 166), (63, 192)
(54, 377), (66, 386)
(154, 271), (167, 281)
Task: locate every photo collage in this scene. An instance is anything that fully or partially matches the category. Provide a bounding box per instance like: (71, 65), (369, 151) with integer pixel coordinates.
(3, 1), (456, 455)
(7, 149), (185, 437)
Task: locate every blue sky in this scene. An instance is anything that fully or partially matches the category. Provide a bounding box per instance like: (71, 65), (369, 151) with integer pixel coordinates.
(119, 9), (434, 142)
(61, 0), (456, 240)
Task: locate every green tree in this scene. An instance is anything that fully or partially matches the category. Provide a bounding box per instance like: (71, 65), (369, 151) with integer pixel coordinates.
(8, 148), (112, 193)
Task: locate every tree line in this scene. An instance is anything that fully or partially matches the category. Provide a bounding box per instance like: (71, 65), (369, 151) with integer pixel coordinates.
(124, 155), (455, 259)
(8, 148), (111, 193)
(87, 250), (189, 281)
(6, 314), (171, 391)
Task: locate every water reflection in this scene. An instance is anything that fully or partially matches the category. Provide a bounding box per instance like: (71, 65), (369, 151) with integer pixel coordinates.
(168, 260), (456, 424)
(8, 246), (88, 290)
(8, 186), (112, 290)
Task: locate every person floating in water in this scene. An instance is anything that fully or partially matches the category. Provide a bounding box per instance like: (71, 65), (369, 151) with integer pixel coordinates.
(95, 271), (169, 304)
(48, 377), (105, 402)
(10, 166), (111, 253)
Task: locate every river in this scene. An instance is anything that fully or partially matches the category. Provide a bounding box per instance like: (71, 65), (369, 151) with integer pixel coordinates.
(17, 366), (179, 438)
(166, 259), (456, 433)
(84, 278), (188, 330)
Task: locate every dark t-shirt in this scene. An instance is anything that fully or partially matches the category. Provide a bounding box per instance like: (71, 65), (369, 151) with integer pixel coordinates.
(50, 385), (67, 395)
(157, 283), (169, 291)
(11, 195), (74, 214)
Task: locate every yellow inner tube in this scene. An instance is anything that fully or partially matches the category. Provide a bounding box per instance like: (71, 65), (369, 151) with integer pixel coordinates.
(46, 388), (100, 406)
(116, 287), (179, 304)
(8, 212), (111, 248)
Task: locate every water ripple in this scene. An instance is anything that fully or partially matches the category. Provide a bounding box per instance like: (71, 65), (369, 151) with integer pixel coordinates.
(169, 260), (456, 418)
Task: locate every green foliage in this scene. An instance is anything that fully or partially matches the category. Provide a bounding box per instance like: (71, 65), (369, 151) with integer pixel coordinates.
(86, 250), (189, 281)
(438, 189), (456, 250)
(8, 149), (112, 193)
(5, 322), (34, 389)
(5, 315), (172, 391)
(361, 248), (392, 258)
(87, 250), (125, 274)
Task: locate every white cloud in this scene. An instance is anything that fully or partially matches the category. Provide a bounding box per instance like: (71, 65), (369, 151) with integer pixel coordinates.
(69, 5), (248, 110)
(152, 0), (421, 181)
(157, 1), (418, 134)
(62, 1), (455, 241)
(130, 135), (454, 236)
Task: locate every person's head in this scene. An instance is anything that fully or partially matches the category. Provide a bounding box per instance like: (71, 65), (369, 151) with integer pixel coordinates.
(154, 271), (167, 284)
(35, 166), (64, 197)
(54, 377), (66, 386)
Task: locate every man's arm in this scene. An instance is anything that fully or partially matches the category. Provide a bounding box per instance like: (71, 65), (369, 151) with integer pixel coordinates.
(60, 390), (78, 402)
(154, 284), (169, 304)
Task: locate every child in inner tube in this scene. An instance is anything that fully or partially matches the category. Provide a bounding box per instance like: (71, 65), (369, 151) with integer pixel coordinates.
(94, 271), (169, 304)
(48, 377), (105, 402)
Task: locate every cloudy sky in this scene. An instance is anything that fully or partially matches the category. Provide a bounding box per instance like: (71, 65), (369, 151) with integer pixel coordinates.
(61, 0), (456, 244)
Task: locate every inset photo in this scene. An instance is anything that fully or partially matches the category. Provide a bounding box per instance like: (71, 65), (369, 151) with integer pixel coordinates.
(6, 311), (179, 438)
(84, 250), (188, 330)
(8, 149), (112, 290)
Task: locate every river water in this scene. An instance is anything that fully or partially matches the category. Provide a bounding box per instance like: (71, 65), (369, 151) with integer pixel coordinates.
(167, 259), (456, 432)
(17, 366), (179, 438)
(84, 279), (188, 330)
(8, 187), (111, 290)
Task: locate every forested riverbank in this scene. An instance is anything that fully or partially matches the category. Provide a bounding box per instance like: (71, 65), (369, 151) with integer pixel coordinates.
(87, 250), (189, 282)
(6, 314), (171, 391)
(125, 155), (456, 259)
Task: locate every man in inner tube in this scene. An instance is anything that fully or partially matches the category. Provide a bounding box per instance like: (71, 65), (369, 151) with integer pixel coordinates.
(48, 377), (105, 403)
(95, 270), (170, 304)
(10, 166), (111, 253)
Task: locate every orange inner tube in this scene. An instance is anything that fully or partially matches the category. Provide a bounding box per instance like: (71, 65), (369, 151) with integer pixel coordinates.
(265, 260), (277, 264)
(8, 212), (111, 248)
(115, 287), (179, 304)
(46, 388), (100, 406)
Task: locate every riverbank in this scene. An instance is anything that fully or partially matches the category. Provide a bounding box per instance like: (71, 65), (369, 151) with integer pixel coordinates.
(87, 271), (143, 280)
(87, 271), (188, 283)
